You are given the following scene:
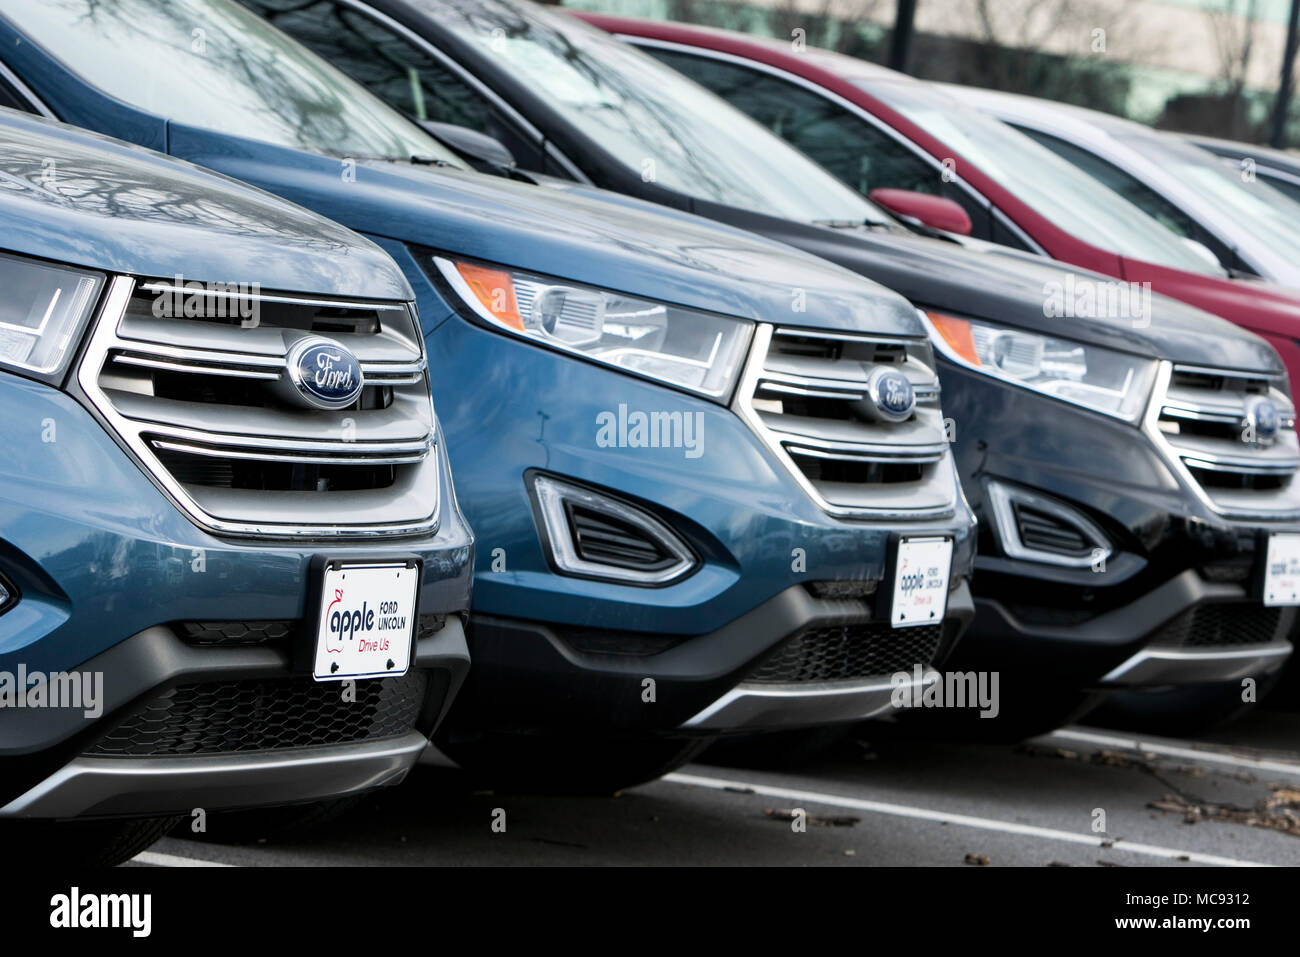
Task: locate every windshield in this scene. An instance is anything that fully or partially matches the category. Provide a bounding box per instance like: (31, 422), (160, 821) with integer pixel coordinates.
(859, 78), (1222, 275)
(424, 0), (890, 224)
(0, 0), (461, 164)
(1123, 132), (1300, 265)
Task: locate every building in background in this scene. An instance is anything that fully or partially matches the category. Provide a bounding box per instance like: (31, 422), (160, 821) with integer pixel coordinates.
(560, 0), (1300, 145)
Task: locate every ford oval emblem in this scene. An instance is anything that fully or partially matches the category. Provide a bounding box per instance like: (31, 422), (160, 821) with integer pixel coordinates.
(1243, 395), (1280, 447)
(865, 366), (916, 423)
(286, 337), (364, 410)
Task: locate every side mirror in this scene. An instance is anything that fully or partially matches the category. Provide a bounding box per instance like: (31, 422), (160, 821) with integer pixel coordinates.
(417, 120), (516, 170)
(868, 188), (972, 236)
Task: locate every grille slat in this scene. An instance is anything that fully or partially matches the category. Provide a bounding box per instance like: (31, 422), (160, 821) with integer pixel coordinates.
(567, 504), (677, 570)
(747, 623), (943, 683)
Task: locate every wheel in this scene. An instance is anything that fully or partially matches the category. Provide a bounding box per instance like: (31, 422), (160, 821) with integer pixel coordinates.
(173, 796), (365, 845)
(0, 816), (179, 867)
(437, 732), (714, 794)
(1086, 674), (1283, 736)
(700, 725), (853, 770)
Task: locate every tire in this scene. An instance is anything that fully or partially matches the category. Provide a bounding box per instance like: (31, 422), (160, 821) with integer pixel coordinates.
(700, 725), (853, 770)
(0, 816), (180, 867)
(438, 732), (714, 794)
(173, 796), (365, 845)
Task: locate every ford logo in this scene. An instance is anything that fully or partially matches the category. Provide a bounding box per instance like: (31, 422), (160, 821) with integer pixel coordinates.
(864, 367), (916, 423)
(285, 337), (364, 411)
(1243, 395), (1280, 447)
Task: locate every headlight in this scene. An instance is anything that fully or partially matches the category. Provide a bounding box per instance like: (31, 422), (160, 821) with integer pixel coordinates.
(0, 251), (103, 376)
(432, 256), (753, 400)
(922, 310), (1156, 422)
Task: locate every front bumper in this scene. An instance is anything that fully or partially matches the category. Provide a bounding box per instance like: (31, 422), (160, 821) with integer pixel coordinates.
(440, 581), (973, 740)
(970, 570), (1295, 688)
(0, 618), (469, 818)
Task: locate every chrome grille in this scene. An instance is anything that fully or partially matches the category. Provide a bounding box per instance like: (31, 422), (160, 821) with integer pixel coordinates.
(1147, 362), (1300, 519)
(735, 325), (957, 518)
(77, 277), (440, 538)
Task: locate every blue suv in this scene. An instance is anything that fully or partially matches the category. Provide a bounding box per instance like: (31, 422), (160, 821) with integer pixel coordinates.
(0, 0), (976, 791)
(0, 109), (472, 864)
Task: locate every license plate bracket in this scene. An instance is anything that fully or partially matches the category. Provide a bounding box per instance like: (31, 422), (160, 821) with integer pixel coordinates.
(308, 558), (420, 681)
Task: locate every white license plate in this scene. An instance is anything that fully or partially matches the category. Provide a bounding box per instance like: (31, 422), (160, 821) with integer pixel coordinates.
(313, 562), (419, 681)
(1264, 534), (1300, 607)
(891, 537), (953, 628)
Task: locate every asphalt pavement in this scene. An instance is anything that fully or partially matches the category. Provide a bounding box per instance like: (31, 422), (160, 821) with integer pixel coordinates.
(130, 710), (1300, 867)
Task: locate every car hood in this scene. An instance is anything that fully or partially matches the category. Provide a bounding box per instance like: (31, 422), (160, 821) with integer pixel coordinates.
(166, 125), (926, 338)
(719, 212), (1282, 375)
(0, 110), (411, 301)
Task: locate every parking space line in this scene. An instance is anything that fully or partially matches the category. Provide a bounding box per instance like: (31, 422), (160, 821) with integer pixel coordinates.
(1050, 728), (1300, 777)
(131, 850), (234, 868)
(665, 771), (1273, 867)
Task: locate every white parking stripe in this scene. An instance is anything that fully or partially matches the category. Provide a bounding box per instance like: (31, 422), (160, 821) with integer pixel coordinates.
(665, 771), (1273, 867)
(1050, 728), (1300, 777)
(131, 850), (234, 868)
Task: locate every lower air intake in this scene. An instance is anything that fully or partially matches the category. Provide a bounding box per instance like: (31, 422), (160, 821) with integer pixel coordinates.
(747, 623), (943, 683)
(87, 672), (427, 756)
(1149, 604), (1284, 649)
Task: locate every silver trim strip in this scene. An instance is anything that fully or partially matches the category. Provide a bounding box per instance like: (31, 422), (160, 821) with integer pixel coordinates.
(682, 675), (913, 730)
(1099, 643), (1292, 685)
(151, 437), (431, 467)
(137, 282), (408, 311)
(1171, 362), (1279, 381)
(0, 731), (429, 819)
(783, 441), (946, 464)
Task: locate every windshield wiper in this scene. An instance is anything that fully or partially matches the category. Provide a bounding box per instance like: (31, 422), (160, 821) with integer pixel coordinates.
(409, 155), (458, 167)
(812, 218), (894, 231)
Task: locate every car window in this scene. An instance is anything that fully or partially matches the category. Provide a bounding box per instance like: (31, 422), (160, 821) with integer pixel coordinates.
(651, 48), (937, 197)
(240, 0), (546, 169)
(1016, 127), (1203, 241)
(398, 0), (894, 225)
(1118, 132), (1300, 271)
(646, 46), (1032, 246)
(1260, 171), (1300, 207)
(0, 0), (461, 164)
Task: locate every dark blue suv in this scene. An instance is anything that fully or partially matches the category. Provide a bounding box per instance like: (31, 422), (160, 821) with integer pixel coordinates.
(0, 109), (471, 863)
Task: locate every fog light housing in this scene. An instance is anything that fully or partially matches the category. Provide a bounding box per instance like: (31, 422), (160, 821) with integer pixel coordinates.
(529, 473), (697, 586)
(987, 481), (1113, 569)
